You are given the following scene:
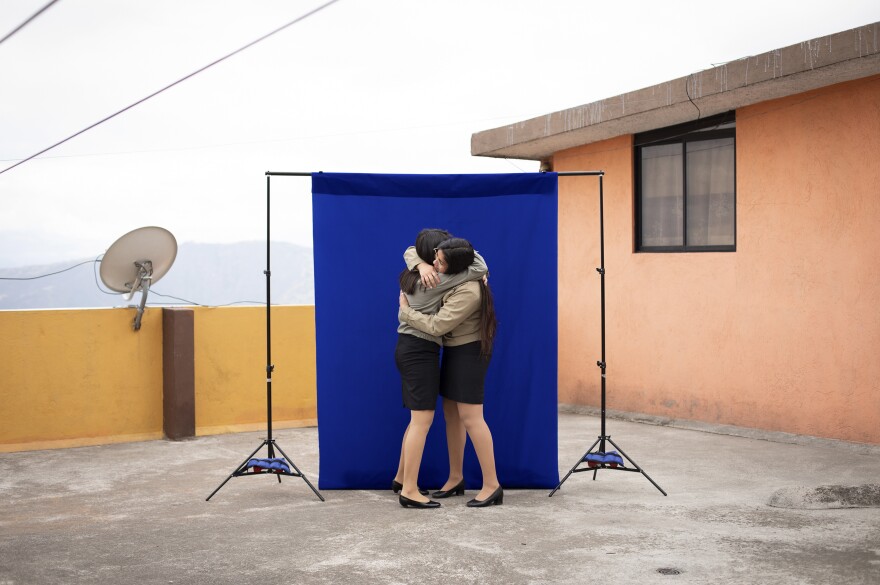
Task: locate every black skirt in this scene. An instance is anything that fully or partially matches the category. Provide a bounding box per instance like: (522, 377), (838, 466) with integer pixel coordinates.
(395, 334), (441, 411)
(440, 341), (491, 405)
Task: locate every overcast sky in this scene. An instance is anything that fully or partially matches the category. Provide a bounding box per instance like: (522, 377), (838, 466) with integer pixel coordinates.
(1, 0), (878, 267)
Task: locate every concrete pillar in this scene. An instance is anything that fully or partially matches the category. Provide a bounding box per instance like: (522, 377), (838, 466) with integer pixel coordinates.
(162, 308), (195, 439)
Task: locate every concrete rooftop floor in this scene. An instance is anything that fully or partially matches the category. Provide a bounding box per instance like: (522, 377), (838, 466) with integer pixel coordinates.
(1, 412), (879, 585)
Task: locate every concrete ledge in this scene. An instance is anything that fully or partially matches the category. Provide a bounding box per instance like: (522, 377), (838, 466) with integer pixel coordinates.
(195, 418), (318, 437)
(559, 403), (880, 456)
(0, 431), (165, 454)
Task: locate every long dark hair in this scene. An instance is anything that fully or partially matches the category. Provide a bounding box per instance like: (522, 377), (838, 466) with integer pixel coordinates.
(436, 238), (497, 359)
(399, 228), (452, 294)
(477, 279), (497, 359)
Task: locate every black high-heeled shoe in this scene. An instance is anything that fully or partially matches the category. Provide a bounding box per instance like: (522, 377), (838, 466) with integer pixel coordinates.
(431, 480), (466, 499)
(399, 494), (441, 509)
(466, 486), (503, 507)
(391, 480), (428, 496)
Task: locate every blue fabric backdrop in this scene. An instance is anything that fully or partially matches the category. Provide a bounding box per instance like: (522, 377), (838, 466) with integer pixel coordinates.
(311, 172), (559, 489)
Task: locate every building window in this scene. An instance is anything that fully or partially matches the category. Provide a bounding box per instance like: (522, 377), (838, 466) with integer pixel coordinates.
(635, 112), (736, 252)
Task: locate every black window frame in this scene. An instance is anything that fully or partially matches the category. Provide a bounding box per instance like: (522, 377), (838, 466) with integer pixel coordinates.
(634, 111), (737, 253)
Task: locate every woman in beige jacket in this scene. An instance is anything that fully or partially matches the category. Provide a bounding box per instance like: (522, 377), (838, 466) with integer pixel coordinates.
(399, 238), (502, 507)
(394, 231), (487, 509)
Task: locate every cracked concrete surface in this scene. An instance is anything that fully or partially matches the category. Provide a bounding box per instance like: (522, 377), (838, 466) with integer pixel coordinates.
(1, 413), (879, 585)
(768, 484), (880, 509)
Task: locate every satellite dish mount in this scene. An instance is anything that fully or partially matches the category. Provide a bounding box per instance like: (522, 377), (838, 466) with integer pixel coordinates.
(127, 260), (152, 330)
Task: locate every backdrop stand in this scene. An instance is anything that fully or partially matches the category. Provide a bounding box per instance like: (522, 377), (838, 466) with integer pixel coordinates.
(548, 172), (666, 497)
(206, 173), (323, 502)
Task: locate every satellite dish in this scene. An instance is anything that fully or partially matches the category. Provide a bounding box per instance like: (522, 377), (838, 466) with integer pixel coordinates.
(100, 226), (178, 331)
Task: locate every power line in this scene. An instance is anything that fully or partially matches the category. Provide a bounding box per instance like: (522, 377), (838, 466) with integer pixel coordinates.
(92, 254), (120, 296)
(686, 73), (702, 120)
(0, 0), (61, 46)
(0, 255), (271, 307)
(148, 290), (200, 306)
(0, 0), (341, 176)
(148, 291), (265, 307)
(0, 258), (95, 280)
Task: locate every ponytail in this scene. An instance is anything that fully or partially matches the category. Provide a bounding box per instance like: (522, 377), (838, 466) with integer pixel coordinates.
(478, 280), (497, 359)
(399, 268), (420, 295)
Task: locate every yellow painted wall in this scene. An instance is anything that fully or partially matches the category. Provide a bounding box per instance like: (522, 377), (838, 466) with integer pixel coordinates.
(0, 308), (164, 452)
(554, 75), (880, 444)
(193, 305), (317, 435)
(0, 305), (318, 452)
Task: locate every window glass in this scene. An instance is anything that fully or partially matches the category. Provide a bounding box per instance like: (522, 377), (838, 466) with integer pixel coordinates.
(635, 112), (736, 252)
(640, 143), (683, 247)
(686, 138), (735, 246)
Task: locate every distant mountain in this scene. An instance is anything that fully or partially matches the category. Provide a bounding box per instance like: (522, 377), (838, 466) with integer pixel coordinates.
(0, 242), (314, 310)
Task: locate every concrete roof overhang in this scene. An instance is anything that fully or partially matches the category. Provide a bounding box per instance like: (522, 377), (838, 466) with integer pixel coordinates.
(471, 22), (880, 162)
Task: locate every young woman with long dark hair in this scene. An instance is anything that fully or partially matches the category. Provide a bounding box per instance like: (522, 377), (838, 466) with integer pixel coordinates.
(393, 230), (488, 509)
(398, 237), (502, 507)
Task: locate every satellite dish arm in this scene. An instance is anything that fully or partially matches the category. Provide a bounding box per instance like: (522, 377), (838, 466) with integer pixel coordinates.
(132, 260), (153, 331)
(124, 272), (142, 301)
(133, 276), (150, 331)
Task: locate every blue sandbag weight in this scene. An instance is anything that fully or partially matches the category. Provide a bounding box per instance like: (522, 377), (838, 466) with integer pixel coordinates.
(246, 458), (291, 474)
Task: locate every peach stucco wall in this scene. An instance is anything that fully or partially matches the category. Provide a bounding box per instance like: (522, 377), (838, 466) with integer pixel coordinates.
(554, 75), (880, 444)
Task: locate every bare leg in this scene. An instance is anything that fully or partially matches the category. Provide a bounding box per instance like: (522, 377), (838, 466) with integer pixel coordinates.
(393, 422), (410, 485)
(458, 402), (500, 501)
(439, 398), (466, 491)
(401, 409), (435, 502)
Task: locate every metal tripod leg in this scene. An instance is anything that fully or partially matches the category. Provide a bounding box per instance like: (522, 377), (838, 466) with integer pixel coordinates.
(206, 440), (267, 501)
(548, 435), (667, 497)
(272, 441), (325, 501)
(548, 436), (601, 497)
(606, 436), (666, 496)
(264, 441), (283, 484)
(205, 439), (325, 502)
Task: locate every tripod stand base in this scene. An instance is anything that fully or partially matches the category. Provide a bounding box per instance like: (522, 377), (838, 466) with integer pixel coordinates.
(206, 438), (325, 501)
(549, 435), (666, 497)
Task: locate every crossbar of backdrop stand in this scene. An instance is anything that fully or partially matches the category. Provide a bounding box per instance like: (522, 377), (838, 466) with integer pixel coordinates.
(266, 171), (606, 176)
